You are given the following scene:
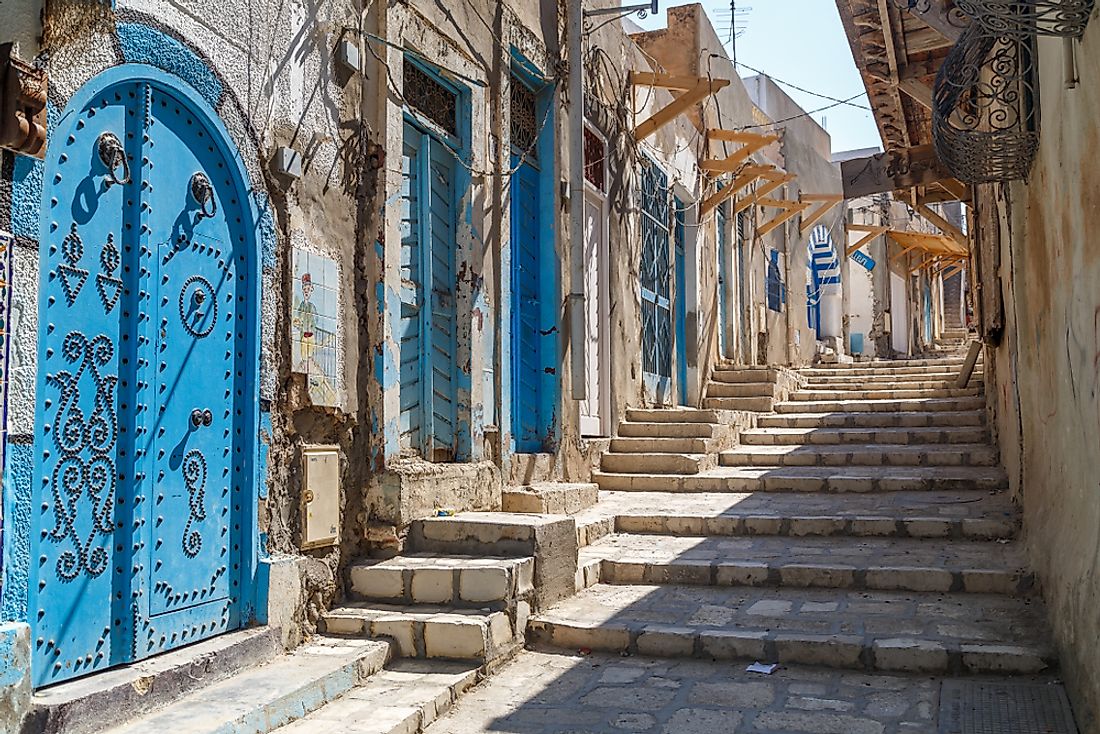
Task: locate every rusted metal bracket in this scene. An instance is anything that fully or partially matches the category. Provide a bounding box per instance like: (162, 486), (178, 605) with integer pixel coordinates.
(0, 43), (47, 159)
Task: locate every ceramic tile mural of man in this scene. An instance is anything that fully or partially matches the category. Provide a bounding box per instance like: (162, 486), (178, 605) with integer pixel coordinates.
(291, 248), (342, 406)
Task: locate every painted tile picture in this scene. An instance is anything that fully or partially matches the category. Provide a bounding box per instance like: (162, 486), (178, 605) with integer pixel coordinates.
(291, 248), (342, 407)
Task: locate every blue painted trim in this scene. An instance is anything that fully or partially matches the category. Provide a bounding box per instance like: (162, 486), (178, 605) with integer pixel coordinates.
(1, 442), (33, 622)
(116, 24), (224, 109)
(25, 65), (264, 646)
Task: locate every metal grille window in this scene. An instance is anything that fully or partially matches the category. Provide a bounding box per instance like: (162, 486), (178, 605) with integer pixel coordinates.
(766, 248), (785, 313)
(640, 161), (672, 380)
(583, 126), (605, 192)
(404, 58), (457, 136)
(510, 80), (538, 158)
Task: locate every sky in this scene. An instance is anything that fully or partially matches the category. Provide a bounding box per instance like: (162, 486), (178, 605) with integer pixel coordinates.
(632, 0), (884, 154)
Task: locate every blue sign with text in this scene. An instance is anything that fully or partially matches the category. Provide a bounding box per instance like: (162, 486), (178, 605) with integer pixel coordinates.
(851, 250), (876, 271)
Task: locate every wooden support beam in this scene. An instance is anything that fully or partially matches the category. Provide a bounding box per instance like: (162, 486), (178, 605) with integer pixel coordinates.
(909, 254), (940, 275)
(840, 145), (955, 199)
(698, 165), (776, 217)
(701, 133), (778, 173)
(733, 173), (796, 216)
(897, 76), (933, 110)
(845, 225), (888, 256)
(942, 265), (966, 280)
(757, 201), (812, 238)
(905, 0), (966, 43)
(632, 76), (730, 141)
(936, 178), (969, 201)
(915, 203), (967, 249)
(629, 72), (709, 91)
(799, 194), (844, 234)
(891, 244), (921, 264)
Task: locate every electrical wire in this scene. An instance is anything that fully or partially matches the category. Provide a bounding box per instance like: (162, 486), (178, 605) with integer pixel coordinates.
(730, 59), (871, 111)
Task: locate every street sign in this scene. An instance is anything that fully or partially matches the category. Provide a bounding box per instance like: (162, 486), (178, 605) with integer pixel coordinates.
(851, 249), (876, 271)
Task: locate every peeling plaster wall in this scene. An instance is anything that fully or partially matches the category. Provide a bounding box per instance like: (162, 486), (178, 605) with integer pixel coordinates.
(745, 74), (844, 366)
(979, 27), (1100, 731)
(0, 0), (369, 644)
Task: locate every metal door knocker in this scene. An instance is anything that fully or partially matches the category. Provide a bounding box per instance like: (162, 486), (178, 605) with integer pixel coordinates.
(190, 408), (213, 427)
(190, 172), (217, 220)
(97, 132), (131, 187)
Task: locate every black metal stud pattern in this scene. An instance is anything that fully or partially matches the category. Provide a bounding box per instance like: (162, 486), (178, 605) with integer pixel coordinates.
(46, 332), (118, 580)
(181, 449), (208, 557)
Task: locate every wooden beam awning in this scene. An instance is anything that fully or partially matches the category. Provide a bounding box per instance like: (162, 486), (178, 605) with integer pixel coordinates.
(701, 131), (778, 173)
(757, 198), (812, 237)
(698, 165), (783, 217)
(799, 194), (844, 235)
(885, 229), (969, 259)
(845, 224), (888, 256)
(629, 72), (731, 141)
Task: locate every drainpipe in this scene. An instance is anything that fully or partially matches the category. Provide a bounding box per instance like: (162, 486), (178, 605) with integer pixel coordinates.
(567, 0), (586, 400)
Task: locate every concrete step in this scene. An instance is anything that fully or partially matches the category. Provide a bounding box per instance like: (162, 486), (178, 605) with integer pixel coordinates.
(103, 637), (392, 734)
(272, 660), (480, 734)
(800, 362), (975, 378)
(705, 382), (777, 398)
(30, 628), (282, 734)
(790, 387), (983, 401)
(702, 396), (775, 412)
(719, 443), (998, 468)
(502, 482), (598, 515)
(598, 490), (1019, 540)
(322, 603), (522, 664)
(348, 554), (535, 608)
(408, 513), (578, 608)
(775, 396), (984, 413)
(592, 465), (1008, 493)
(600, 452), (714, 475)
(740, 425), (989, 445)
(796, 382), (985, 393)
(528, 584), (1053, 676)
(759, 410), (985, 429)
(617, 420), (718, 439)
(625, 408), (723, 424)
(710, 367), (780, 383)
(582, 534), (1033, 595)
(609, 436), (711, 454)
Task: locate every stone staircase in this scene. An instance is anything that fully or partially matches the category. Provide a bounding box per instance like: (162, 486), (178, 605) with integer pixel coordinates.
(532, 355), (1059, 679)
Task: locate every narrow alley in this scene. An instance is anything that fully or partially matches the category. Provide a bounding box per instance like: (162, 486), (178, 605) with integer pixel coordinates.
(0, 0), (1097, 732)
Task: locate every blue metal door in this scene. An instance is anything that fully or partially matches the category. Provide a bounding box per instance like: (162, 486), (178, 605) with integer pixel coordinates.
(510, 155), (554, 451)
(399, 121), (457, 461)
(716, 205), (730, 360)
(31, 78), (252, 686)
(673, 204), (688, 405)
(640, 162), (671, 393)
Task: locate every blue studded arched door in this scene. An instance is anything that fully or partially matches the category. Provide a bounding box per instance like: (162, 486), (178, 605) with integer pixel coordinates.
(29, 74), (256, 687)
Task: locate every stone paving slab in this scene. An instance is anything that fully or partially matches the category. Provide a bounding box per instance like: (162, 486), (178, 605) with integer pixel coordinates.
(588, 490), (1018, 539)
(422, 649), (1071, 734)
(529, 584), (1054, 675)
(580, 534), (1032, 594)
(594, 465), (1008, 493)
(273, 660), (481, 734)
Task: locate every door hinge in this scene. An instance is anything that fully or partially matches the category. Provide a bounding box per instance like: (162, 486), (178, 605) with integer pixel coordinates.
(0, 43), (47, 159)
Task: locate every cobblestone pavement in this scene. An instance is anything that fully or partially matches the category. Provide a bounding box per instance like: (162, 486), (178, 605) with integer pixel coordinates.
(423, 649), (943, 733)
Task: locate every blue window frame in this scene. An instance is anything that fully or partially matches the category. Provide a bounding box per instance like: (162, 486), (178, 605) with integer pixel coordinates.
(766, 248), (785, 313)
(640, 160), (672, 387)
(674, 201), (688, 405)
